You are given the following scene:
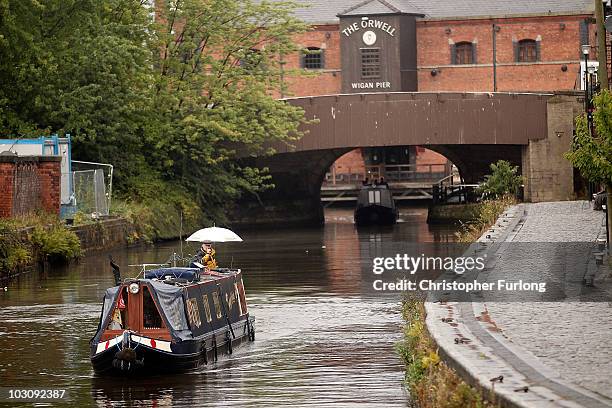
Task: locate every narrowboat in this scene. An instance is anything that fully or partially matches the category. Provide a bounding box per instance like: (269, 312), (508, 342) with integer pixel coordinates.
(90, 262), (255, 375)
(354, 184), (398, 225)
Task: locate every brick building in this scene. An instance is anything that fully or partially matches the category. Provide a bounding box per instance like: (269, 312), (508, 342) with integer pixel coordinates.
(281, 0), (596, 181)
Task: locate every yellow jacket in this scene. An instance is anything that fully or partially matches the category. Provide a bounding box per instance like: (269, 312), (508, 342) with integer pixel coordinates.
(202, 248), (217, 270)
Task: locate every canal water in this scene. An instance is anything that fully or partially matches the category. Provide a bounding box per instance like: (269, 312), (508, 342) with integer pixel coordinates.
(0, 207), (456, 407)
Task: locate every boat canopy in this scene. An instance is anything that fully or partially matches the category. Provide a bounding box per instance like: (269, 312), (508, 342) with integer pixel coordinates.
(92, 279), (192, 344)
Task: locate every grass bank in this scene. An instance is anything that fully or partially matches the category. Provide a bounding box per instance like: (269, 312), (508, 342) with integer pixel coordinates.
(397, 297), (496, 408)
(399, 197), (516, 407)
(1, 193), (206, 278)
(455, 197), (516, 242)
(111, 198), (203, 244)
(0, 214), (82, 276)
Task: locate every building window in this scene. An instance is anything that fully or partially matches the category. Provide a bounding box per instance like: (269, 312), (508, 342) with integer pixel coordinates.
(361, 48), (380, 79)
(302, 47), (324, 69)
(452, 42), (475, 64)
(516, 39), (539, 62)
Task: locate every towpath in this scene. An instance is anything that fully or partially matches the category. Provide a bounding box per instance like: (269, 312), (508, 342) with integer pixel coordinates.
(426, 201), (612, 407)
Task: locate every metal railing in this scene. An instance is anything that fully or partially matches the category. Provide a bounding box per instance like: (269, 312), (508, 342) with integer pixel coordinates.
(432, 172), (479, 204)
(71, 160), (114, 217)
(324, 163), (451, 186)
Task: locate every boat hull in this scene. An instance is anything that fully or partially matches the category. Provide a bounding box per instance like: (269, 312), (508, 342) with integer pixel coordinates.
(354, 205), (398, 225)
(91, 317), (254, 376)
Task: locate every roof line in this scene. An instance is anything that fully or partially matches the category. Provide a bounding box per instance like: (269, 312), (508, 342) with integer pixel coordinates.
(307, 10), (592, 26)
(419, 11), (592, 22)
(376, 0), (402, 13)
(398, 0), (426, 15)
(338, 0), (379, 16)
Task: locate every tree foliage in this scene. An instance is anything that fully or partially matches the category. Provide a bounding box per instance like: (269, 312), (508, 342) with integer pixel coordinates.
(0, 0), (308, 223)
(566, 89), (612, 185)
(477, 160), (522, 199)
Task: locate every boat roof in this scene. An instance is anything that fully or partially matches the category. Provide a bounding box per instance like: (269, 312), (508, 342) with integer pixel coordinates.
(143, 267), (241, 285)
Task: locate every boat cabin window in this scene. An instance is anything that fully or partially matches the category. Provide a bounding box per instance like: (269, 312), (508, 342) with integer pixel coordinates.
(202, 294), (213, 323)
(143, 286), (165, 329)
(368, 190), (381, 204)
(212, 292), (223, 319)
(107, 289), (129, 330)
(186, 298), (202, 329)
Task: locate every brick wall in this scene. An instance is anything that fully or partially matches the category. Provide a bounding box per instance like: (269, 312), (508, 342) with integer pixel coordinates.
(0, 162), (15, 218)
(331, 149), (365, 174)
(283, 25), (342, 97)
(283, 15), (595, 95)
(0, 156), (62, 218)
(415, 148), (449, 172)
(417, 15), (592, 92)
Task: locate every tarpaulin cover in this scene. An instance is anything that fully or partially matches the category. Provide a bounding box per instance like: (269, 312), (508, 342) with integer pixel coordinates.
(144, 267), (200, 282)
(148, 280), (191, 340)
(91, 286), (120, 344)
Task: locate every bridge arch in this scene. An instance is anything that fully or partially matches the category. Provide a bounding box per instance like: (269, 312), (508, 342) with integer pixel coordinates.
(232, 92), (581, 226)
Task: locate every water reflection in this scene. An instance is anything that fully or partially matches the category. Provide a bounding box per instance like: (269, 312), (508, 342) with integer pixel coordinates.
(0, 207), (456, 407)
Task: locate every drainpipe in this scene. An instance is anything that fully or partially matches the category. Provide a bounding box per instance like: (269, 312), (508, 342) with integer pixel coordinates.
(596, 0), (609, 90)
(279, 51), (286, 99)
(492, 24), (499, 92)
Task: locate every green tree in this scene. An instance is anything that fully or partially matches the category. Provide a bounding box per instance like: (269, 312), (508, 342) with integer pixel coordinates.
(143, 0), (307, 218)
(477, 160), (523, 199)
(566, 89), (612, 243)
(0, 0), (309, 225)
(0, 0), (154, 190)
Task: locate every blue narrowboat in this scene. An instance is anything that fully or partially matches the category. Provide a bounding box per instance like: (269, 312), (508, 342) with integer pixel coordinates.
(90, 265), (255, 375)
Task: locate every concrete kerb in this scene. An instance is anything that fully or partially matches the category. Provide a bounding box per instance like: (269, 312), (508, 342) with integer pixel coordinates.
(424, 204), (612, 408)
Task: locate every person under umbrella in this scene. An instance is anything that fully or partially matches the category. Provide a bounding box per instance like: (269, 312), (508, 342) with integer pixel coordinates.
(187, 227), (243, 271)
(196, 242), (217, 270)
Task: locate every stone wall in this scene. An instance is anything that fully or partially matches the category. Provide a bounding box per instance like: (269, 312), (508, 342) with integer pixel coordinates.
(522, 92), (581, 202)
(427, 203), (483, 224)
(71, 217), (137, 255)
(0, 155), (62, 218)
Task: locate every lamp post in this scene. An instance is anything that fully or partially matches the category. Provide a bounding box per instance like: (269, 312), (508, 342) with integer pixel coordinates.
(582, 44), (590, 113)
(587, 64), (597, 134)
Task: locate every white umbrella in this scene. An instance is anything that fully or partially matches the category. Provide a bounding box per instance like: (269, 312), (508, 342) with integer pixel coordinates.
(186, 227), (243, 243)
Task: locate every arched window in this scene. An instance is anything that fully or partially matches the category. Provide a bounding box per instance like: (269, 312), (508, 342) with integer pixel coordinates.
(451, 42), (476, 64)
(301, 47), (325, 69)
(516, 39), (539, 62)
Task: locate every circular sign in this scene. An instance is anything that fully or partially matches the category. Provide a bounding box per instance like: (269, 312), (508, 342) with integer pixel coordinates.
(362, 30), (377, 46)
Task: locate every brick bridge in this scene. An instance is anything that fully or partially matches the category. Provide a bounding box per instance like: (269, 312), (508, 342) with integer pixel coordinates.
(234, 92), (582, 226)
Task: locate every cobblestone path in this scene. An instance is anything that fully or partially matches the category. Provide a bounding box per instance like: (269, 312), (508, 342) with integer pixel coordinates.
(486, 201), (612, 400)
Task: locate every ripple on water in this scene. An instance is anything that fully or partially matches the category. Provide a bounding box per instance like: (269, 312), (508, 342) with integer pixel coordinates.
(0, 208), (456, 407)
